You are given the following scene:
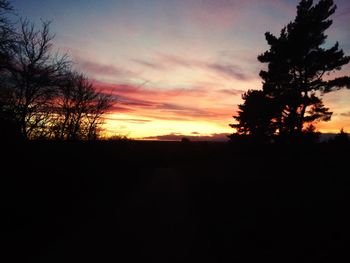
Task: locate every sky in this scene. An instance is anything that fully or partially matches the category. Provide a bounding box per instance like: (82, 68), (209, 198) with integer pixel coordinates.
(11, 0), (350, 140)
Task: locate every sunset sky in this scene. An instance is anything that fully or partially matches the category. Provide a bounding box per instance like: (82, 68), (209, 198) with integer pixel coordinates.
(12, 0), (350, 140)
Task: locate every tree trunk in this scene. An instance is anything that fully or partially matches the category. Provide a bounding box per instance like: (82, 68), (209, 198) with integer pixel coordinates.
(298, 92), (309, 133)
(298, 104), (307, 133)
(20, 110), (28, 140)
(60, 111), (70, 140)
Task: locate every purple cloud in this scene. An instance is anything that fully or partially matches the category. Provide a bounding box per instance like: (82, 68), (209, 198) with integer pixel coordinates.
(142, 132), (230, 142)
(76, 59), (135, 79)
(157, 53), (252, 81)
(157, 53), (196, 67)
(217, 89), (245, 95)
(208, 63), (248, 80)
(131, 59), (165, 70)
(157, 103), (223, 118)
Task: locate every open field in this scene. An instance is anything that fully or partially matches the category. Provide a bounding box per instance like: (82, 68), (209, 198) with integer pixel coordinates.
(2, 141), (350, 262)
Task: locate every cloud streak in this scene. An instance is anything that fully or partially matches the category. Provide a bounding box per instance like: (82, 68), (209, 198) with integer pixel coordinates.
(208, 63), (248, 80)
(142, 132), (230, 141)
(76, 59), (136, 80)
(155, 53), (253, 81)
(340, 111), (350, 117)
(131, 59), (165, 70)
(94, 80), (237, 122)
(105, 117), (152, 124)
(217, 89), (245, 96)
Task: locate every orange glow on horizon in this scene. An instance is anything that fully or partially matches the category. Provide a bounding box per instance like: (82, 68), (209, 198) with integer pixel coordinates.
(98, 86), (350, 139)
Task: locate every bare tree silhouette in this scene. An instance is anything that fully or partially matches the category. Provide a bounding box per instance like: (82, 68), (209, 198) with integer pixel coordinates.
(0, 0), (13, 69)
(0, 0), (20, 139)
(4, 19), (70, 139)
(0, 9), (114, 140)
(51, 72), (113, 140)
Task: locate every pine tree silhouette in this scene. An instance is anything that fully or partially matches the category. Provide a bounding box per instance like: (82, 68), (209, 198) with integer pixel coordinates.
(231, 0), (350, 141)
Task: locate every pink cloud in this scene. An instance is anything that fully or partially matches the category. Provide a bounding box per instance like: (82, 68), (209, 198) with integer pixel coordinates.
(118, 96), (155, 107)
(93, 80), (237, 122)
(93, 81), (209, 99)
(75, 59), (136, 79)
(109, 105), (134, 113)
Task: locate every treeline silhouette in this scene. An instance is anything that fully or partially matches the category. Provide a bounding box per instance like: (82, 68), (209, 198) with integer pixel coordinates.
(0, 0), (114, 140)
(231, 0), (350, 143)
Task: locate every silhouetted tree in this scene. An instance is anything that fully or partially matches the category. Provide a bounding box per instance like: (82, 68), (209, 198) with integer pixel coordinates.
(300, 124), (321, 143)
(231, 0), (350, 141)
(230, 90), (278, 142)
(0, 0), (20, 139)
(4, 19), (70, 139)
(259, 0), (349, 135)
(0, 11), (114, 140)
(332, 128), (349, 144)
(0, 0), (13, 69)
(51, 73), (113, 140)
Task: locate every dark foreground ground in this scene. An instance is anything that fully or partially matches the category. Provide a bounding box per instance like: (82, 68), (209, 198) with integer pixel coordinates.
(2, 140), (350, 262)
